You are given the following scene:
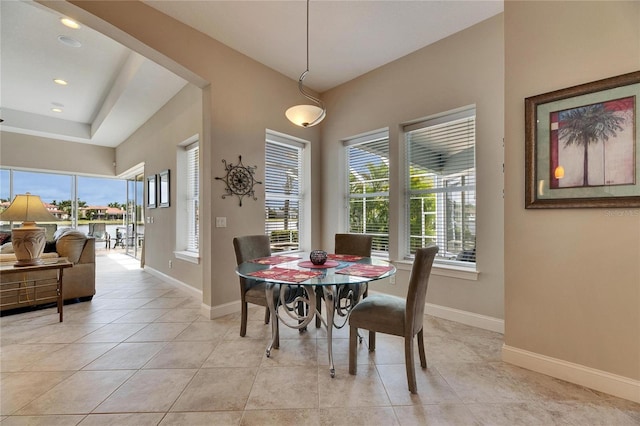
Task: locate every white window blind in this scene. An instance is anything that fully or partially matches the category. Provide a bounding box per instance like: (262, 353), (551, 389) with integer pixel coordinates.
(265, 136), (303, 252)
(186, 143), (199, 252)
(405, 107), (476, 265)
(345, 130), (389, 255)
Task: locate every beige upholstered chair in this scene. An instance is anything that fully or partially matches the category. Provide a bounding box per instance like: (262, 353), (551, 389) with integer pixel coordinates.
(233, 235), (272, 337)
(315, 233), (373, 327)
(348, 245), (438, 394)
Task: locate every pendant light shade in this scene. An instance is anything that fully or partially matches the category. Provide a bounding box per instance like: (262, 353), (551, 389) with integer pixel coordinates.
(286, 0), (326, 128)
(285, 104), (325, 128)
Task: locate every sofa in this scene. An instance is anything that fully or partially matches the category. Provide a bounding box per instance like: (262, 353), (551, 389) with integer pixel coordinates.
(0, 229), (96, 312)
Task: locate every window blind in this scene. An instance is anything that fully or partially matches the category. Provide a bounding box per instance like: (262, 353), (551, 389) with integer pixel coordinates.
(186, 143), (199, 252)
(405, 108), (476, 264)
(265, 138), (303, 252)
(345, 131), (389, 255)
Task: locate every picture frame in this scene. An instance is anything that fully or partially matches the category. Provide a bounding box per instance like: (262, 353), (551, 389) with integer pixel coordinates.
(146, 175), (157, 208)
(525, 71), (640, 208)
(158, 169), (170, 208)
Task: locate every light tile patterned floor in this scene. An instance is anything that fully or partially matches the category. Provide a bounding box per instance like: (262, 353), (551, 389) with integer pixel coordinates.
(1, 252), (639, 425)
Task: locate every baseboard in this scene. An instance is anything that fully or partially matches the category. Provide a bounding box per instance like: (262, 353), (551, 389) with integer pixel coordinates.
(143, 266), (241, 320)
(502, 344), (640, 403)
(143, 266), (202, 301)
(200, 300), (241, 320)
(425, 302), (504, 334)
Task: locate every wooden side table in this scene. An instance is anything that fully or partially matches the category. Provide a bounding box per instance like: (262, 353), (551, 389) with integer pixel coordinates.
(0, 258), (73, 322)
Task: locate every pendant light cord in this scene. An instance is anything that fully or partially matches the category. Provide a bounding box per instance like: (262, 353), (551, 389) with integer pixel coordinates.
(297, 0), (325, 115)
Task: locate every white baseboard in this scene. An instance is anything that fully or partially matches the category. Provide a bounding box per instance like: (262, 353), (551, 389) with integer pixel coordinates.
(200, 300), (241, 320)
(502, 344), (640, 404)
(143, 266), (202, 301)
(425, 302), (504, 333)
(143, 266), (240, 320)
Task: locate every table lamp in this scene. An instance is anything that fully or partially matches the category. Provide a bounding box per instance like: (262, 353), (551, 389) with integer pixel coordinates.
(0, 193), (58, 266)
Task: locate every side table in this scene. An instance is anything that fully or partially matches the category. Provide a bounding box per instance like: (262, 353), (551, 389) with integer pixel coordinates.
(0, 258), (73, 322)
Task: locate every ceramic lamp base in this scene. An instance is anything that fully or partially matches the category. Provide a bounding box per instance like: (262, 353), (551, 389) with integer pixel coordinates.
(11, 226), (46, 267)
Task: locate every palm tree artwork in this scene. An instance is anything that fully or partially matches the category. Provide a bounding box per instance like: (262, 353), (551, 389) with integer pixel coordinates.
(551, 96), (635, 188)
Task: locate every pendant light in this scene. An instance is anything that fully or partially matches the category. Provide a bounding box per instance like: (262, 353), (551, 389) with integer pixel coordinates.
(285, 0), (326, 128)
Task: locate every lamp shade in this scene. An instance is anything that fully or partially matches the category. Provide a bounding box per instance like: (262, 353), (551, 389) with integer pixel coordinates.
(285, 104), (326, 128)
(0, 193), (57, 225)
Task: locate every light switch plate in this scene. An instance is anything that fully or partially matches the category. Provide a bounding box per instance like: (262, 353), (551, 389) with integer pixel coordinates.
(215, 217), (227, 228)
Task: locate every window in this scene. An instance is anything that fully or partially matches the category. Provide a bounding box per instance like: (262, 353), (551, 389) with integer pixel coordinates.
(175, 138), (199, 261)
(344, 130), (390, 256)
(404, 106), (476, 266)
(265, 132), (305, 252)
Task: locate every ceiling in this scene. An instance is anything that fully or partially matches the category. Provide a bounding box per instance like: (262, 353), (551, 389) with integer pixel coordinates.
(0, 0), (503, 148)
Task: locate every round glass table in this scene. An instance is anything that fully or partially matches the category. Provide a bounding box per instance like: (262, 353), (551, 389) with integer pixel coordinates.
(236, 253), (396, 377)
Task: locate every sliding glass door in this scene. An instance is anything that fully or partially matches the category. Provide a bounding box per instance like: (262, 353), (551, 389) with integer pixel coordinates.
(125, 174), (144, 260)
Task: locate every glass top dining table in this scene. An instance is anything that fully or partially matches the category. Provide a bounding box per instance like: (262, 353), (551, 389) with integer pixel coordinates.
(236, 252), (396, 377)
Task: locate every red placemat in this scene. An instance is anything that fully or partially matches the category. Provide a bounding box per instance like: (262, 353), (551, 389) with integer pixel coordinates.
(298, 260), (340, 269)
(248, 267), (322, 283)
(335, 264), (393, 278)
(249, 255), (300, 265)
(327, 254), (363, 262)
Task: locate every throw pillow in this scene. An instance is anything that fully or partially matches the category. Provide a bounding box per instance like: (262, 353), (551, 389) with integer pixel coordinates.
(43, 241), (57, 253)
(56, 231), (87, 263)
(0, 232), (11, 245)
(0, 242), (14, 254)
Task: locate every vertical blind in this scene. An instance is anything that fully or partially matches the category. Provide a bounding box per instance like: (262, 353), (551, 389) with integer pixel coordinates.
(186, 143), (199, 252)
(265, 137), (303, 252)
(405, 107), (476, 264)
(345, 131), (390, 254)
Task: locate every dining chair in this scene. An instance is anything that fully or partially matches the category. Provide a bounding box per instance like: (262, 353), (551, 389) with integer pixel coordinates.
(348, 245), (438, 394)
(315, 233), (373, 327)
(233, 235), (306, 339)
(233, 235), (272, 337)
(88, 223), (111, 249)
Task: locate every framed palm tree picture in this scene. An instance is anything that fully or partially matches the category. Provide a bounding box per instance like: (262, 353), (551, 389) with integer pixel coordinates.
(525, 71), (640, 208)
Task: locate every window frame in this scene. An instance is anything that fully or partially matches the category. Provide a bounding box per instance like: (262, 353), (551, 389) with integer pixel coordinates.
(174, 136), (200, 263)
(343, 129), (390, 258)
(403, 106), (477, 270)
(265, 130), (309, 253)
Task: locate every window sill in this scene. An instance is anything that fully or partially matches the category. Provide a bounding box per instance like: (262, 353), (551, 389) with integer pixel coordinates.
(394, 259), (478, 281)
(174, 251), (200, 264)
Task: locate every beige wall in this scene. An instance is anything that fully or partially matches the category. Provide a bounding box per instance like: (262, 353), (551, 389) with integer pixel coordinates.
(504, 1), (640, 380)
(321, 15), (505, 320)
(58, 0), (322, 311)
(115, 84), (203, 289)
(0, 131), (115, 176)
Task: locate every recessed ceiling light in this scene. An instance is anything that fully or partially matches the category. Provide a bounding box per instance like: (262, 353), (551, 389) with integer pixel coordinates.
(60, 18), (80, 29)
(57, 35), (82, 48)
(53, 79), (68, 86)
(52, 102), (64, 107)
(51, 108), (63, 113)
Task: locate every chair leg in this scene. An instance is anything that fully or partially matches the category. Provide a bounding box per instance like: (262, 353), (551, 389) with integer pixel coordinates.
(417, 328), (427, 368)
(349, 325), (358, 375)
(405, 335), (417, 394)
(315, 287), (322, 328)
(264, 307), (270, 324)
(368, 331), (376, 351)
(240, 302), (248, 337)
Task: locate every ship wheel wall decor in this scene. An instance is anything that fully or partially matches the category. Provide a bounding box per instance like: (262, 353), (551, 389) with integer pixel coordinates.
(215, 156), (262, 206)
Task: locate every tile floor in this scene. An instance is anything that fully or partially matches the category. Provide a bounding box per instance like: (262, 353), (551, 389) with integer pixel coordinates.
(1, 252), (639, 425)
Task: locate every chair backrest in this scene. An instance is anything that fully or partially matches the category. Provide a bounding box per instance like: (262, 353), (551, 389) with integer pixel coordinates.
(88, 223), (107, 238)
(405, 246), (438, 336)
(334, 233), (373, 257)
(233, 235), (271, 266)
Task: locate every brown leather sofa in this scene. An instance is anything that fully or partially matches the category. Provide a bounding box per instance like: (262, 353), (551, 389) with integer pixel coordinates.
(0, 229), (96, 312)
